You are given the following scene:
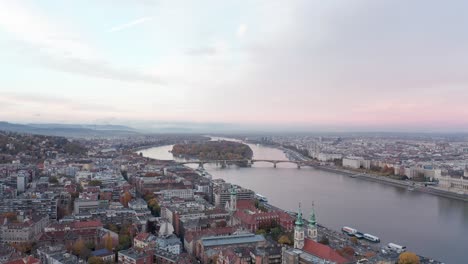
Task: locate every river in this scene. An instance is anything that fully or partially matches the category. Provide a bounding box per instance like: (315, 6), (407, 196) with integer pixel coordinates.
(139, 141), (468, 263)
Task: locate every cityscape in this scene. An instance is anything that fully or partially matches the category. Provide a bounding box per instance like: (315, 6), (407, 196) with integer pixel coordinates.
(1, 1), (467, 264)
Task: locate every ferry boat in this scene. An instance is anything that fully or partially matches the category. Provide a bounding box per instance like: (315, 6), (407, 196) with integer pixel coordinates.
(363, 233), (380, 243)
(341, 226), (357, 236)
(387, 243), (406, 253)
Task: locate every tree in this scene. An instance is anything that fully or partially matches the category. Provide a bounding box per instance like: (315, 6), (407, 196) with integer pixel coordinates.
(88, 256), (105, 264)
(104, 233), (113, 251)
(49, 176), (59, 184)
(72, 238), (90, 259)
(270, 227), (282, 240)
(256, 229), (266, 235)
(278, 235), (292, 245)
(398, 252), (420, 264)
(107, 224), (119, 233)
(118, 235), (131, 250)
(122, 191), (132, 207)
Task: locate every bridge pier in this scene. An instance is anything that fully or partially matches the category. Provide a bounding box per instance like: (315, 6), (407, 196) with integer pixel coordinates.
(273, 162), (277, 168)
(297, 164), (301, 169)
(198, 163), (204, 169)
(221, 160), (227, 168)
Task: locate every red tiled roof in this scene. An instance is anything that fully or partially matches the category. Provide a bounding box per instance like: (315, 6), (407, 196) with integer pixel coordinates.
(4, 260), (24, 264)
(236, 200), (255, 210)
(303, 239), (350, 264)
(4, 256), (40, 264)
(73, 220), (103, 229)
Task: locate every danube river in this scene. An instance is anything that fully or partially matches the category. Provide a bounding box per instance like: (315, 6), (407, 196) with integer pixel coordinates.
(140, 142), (467, 263)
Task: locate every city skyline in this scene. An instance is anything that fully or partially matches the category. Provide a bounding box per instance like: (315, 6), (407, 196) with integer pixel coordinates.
(1, 0), (468, 132)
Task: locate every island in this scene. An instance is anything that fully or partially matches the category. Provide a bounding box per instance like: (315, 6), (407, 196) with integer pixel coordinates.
(172, 140), (253, 166)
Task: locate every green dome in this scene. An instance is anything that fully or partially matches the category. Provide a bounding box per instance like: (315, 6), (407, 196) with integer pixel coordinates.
(295, 205), (304, 226)
(308, 208), (316, 227)
(230, 186), (237, 195)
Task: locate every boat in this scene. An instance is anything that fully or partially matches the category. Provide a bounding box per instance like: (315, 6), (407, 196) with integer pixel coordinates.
(341, 226), (357, 236)
(407, 186), (415, 191)
(363, 233), (380, 243)
(387, 243), (406, 253)
(354, 232), (364, 239)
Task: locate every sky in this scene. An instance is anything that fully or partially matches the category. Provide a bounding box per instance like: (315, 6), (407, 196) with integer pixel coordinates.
(0, 0), (468, 132)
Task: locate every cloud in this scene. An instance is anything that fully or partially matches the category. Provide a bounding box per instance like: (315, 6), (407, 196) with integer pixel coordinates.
(185, 47), (217, 56)
(108, 17), (153, 33)
(237, 24), (247, 38)
(0, 2), (162, 85)
(0, 92), (130, 123)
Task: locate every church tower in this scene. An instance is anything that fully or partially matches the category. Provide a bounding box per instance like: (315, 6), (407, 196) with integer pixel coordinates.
(227, 186), (237, 226)
(307, 203), (318, 241)
(294, 203), (305, 249)
(229, 186), (237, 212)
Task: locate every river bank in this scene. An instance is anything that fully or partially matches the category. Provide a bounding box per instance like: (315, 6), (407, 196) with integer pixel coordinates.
(312, 165), (468, 202)
(269, 142), (468, 203)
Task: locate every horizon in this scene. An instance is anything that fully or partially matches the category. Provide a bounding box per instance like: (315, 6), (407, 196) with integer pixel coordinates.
(2, 120), (468, 135)
(1, 1), (468, 131)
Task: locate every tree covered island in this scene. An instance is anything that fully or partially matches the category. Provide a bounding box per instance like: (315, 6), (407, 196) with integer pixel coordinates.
(172, 140), (253, 165)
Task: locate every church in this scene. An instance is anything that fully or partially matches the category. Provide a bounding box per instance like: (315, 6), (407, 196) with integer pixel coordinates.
(283, 204), (351, 264)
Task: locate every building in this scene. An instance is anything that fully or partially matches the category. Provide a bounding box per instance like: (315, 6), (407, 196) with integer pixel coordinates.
(159, 189), (194, 200)
(36, 244), (81, 264)
(156, 234), (182, 255)
(213, 180), (254, 208)
(437, 176), (468, 194)
(0, 198), (58, 220)
(128, 199), (148, 211)
(133, 233), (157, 249)
(73, 199), (108, 214)
(117, 248), (153, 264)
(16, 175), (27, 193)
(233, 200), (294, 232)
(0, 213), (49, 244)
(285, 205), (350, 264)
(91, 249), (114, 263)
(342, 157), (370, 170)
(196, 233), (266, 262)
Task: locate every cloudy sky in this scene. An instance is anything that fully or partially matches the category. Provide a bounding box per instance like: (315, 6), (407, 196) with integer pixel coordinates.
(0, 0), (467, 132)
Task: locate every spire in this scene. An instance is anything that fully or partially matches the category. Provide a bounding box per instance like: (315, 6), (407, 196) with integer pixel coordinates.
(308, 202), (316, 227)
(230, 185), (237, 195)
(295, 203), (304, 226)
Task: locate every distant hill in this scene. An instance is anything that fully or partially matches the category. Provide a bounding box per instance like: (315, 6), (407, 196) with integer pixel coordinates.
(0, 121), (139, 138)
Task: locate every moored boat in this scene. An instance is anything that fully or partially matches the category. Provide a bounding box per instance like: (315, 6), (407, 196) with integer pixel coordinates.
(342, 226), (357, 236)
(364, 233), (380, 243)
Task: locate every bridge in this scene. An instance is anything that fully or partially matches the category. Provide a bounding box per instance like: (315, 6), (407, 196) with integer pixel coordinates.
(176, 159), (319, 169)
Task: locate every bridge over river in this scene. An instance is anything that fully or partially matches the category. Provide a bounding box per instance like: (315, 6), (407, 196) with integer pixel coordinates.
(176, 159), (319, 168)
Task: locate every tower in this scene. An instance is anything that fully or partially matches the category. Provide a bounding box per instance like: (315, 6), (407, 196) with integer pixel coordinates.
(294, 203), (305, 249)
(229, 186), (237, 212)
(227, 186), (237, 226)
(307, 203), (318, 241)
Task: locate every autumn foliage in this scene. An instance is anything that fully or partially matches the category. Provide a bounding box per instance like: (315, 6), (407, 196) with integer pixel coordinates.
(172, 140), (253, 160)
(398, 252), (420, 264)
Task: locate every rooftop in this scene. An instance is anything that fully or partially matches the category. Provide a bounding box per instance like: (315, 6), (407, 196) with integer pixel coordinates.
(201, 233), (265, 247)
